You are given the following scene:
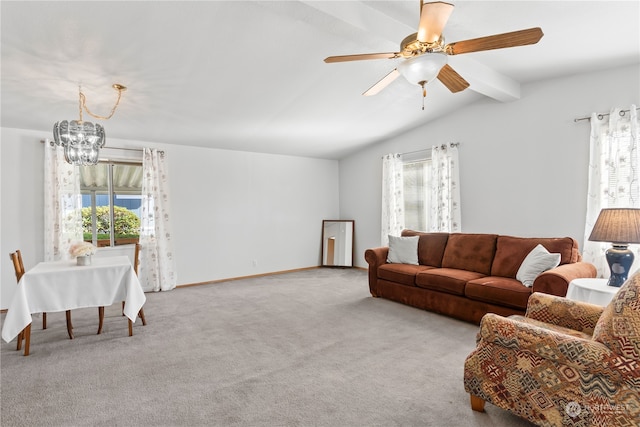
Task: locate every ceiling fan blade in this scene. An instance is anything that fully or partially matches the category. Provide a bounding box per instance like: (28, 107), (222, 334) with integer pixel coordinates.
(324, 52), (400, 63)
(417, 1), (454, 43)
(437, 64), (469, 93)
(363, 69), (400, 96)
(445, 27), (543, 55)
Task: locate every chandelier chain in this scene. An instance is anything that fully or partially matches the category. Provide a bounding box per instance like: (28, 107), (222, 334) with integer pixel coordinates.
(78, 86), (125, 122)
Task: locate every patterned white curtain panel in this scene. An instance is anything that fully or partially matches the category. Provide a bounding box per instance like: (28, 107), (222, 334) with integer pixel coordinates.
(381, 153), (404, 246)
(583, 105), (640, 278)
(44, 142), (83, 261)
(429, 144), (461, 232)
(139, 148), (177, 292)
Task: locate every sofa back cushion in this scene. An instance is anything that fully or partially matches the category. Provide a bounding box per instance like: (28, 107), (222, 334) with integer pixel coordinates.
(401, 230), (449, 267)
(592, 271), (640, 360)
(491, 236), (580, 279)
(441, 233), (497, 275)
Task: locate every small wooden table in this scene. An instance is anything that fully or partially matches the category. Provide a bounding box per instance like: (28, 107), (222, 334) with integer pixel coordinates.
(2, 256), (146, 355)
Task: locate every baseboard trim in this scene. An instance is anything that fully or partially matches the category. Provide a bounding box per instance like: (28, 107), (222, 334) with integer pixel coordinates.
(176, 266), (323, 288)
(0, 266), (366, 313)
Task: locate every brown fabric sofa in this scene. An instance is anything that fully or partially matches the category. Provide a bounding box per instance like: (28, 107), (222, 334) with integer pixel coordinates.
(364, 230), (597, 324)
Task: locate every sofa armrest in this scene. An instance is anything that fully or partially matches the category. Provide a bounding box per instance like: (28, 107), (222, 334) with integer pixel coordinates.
(364, 247), (388, 266)
(364, 247), (389, 296)
(532, 261), (597, 296)
(525, 292), (604, 334)
(478, 313), (620, 374)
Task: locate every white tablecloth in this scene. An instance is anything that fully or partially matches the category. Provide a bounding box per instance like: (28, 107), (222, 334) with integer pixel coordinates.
(566, 278), (619, 306)
(2, 256), (146, 343)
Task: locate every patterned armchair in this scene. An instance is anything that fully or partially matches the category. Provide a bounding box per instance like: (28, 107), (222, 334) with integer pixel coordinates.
(463, 271), (640, 426)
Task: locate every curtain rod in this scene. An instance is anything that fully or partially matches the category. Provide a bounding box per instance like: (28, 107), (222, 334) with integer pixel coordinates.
(574, 106), (639, 123)
(385, 142), (460, 158)
(41, 139), (164, 155)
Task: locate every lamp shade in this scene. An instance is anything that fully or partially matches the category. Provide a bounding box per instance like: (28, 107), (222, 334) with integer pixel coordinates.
(397, 53), (447, 85)
(588, 208), (640, 244)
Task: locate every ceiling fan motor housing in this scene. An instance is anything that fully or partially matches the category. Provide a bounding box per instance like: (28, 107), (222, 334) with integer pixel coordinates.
(400, 32), (446, 57)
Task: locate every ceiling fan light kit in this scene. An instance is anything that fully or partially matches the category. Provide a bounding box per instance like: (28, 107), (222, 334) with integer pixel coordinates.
(324, 1), (543, 108)
(397, 53), (447, 86)
(53, 83), (127, 166)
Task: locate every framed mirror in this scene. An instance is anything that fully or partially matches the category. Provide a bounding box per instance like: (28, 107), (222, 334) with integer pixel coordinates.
(322, 220), (354, 267)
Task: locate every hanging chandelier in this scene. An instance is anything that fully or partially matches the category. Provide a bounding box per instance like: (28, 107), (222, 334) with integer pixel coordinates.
(53, 83), (127, 165)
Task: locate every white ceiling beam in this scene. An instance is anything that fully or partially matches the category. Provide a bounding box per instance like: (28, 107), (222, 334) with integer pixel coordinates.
(448, 56), (521, 102)
(300, 0), (411, 45)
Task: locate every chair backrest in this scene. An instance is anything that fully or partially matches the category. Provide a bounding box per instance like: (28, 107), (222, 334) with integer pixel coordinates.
(592, 270), (640, 360)
(133, 243), (140, 275)
(93, 243), (140, 275)
(10, 250), (25, 282)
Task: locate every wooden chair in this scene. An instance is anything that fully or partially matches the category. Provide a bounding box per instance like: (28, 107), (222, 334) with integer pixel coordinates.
(9, 250), (73, 355)
(96, 243), (147, 336)
(10, 251), (28, 353)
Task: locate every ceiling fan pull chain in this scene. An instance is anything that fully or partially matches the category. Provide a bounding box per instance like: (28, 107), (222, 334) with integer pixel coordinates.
(420, 81), (427, 110)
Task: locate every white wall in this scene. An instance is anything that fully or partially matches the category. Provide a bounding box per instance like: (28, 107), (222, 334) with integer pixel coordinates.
(340, 64), (640, 268)
(1, 131), (339, 309)
(2, 64), (638, 307)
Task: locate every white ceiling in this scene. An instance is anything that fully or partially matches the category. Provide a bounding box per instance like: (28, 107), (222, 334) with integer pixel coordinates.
(1, 1), (639, 159)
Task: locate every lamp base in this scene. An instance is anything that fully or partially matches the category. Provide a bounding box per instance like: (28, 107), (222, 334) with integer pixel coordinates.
(605, 245), (634, 287)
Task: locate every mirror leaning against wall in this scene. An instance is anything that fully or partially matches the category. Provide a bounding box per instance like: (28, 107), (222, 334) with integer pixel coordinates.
(322, 220), (354, 267)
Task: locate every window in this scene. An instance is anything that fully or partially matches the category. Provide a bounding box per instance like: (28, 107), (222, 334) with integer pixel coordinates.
(605, 129), (638, 205)
(79, 162), (143, 247)
(403, 158), (431, 232)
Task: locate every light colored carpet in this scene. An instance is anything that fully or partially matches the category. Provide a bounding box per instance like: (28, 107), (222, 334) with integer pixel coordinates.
(1, 268), (534, 426)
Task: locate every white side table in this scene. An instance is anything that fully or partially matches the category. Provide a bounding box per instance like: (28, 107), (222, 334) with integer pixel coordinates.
(566, 278), (620, 306)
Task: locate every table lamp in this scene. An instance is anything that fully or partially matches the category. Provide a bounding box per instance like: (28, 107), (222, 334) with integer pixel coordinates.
(588, 208), (640, 287)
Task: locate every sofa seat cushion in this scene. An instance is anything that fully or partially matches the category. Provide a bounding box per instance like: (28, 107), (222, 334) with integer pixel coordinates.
(465, 277), (533, 310)
(415, 268), (486, 296)
(378, 263), (434, 286)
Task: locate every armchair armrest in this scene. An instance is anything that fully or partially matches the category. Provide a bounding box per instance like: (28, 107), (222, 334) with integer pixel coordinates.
(532, 262), (597, 296)
(364, 247), (389, 296)
(478, 314), (624, 376)
(525, 292), (604, 335)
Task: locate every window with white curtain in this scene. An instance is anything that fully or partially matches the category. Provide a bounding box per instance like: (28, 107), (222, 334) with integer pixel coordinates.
(604, 130), (636, 205)
(403, 158), (431, 232)
(381, 144), (460, 243)
(79, 162), (143, 247)
(583, 106), (639, 277)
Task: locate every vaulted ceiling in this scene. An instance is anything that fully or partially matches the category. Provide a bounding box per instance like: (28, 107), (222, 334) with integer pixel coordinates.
(1, 1), (639, 159)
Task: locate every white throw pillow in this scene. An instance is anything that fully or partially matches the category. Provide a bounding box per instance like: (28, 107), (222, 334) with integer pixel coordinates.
(387, 235), (419, 265)
(516, 244), (561, 287)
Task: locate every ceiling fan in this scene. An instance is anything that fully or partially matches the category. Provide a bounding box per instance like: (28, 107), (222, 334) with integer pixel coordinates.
(324, 1), (543, 108)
